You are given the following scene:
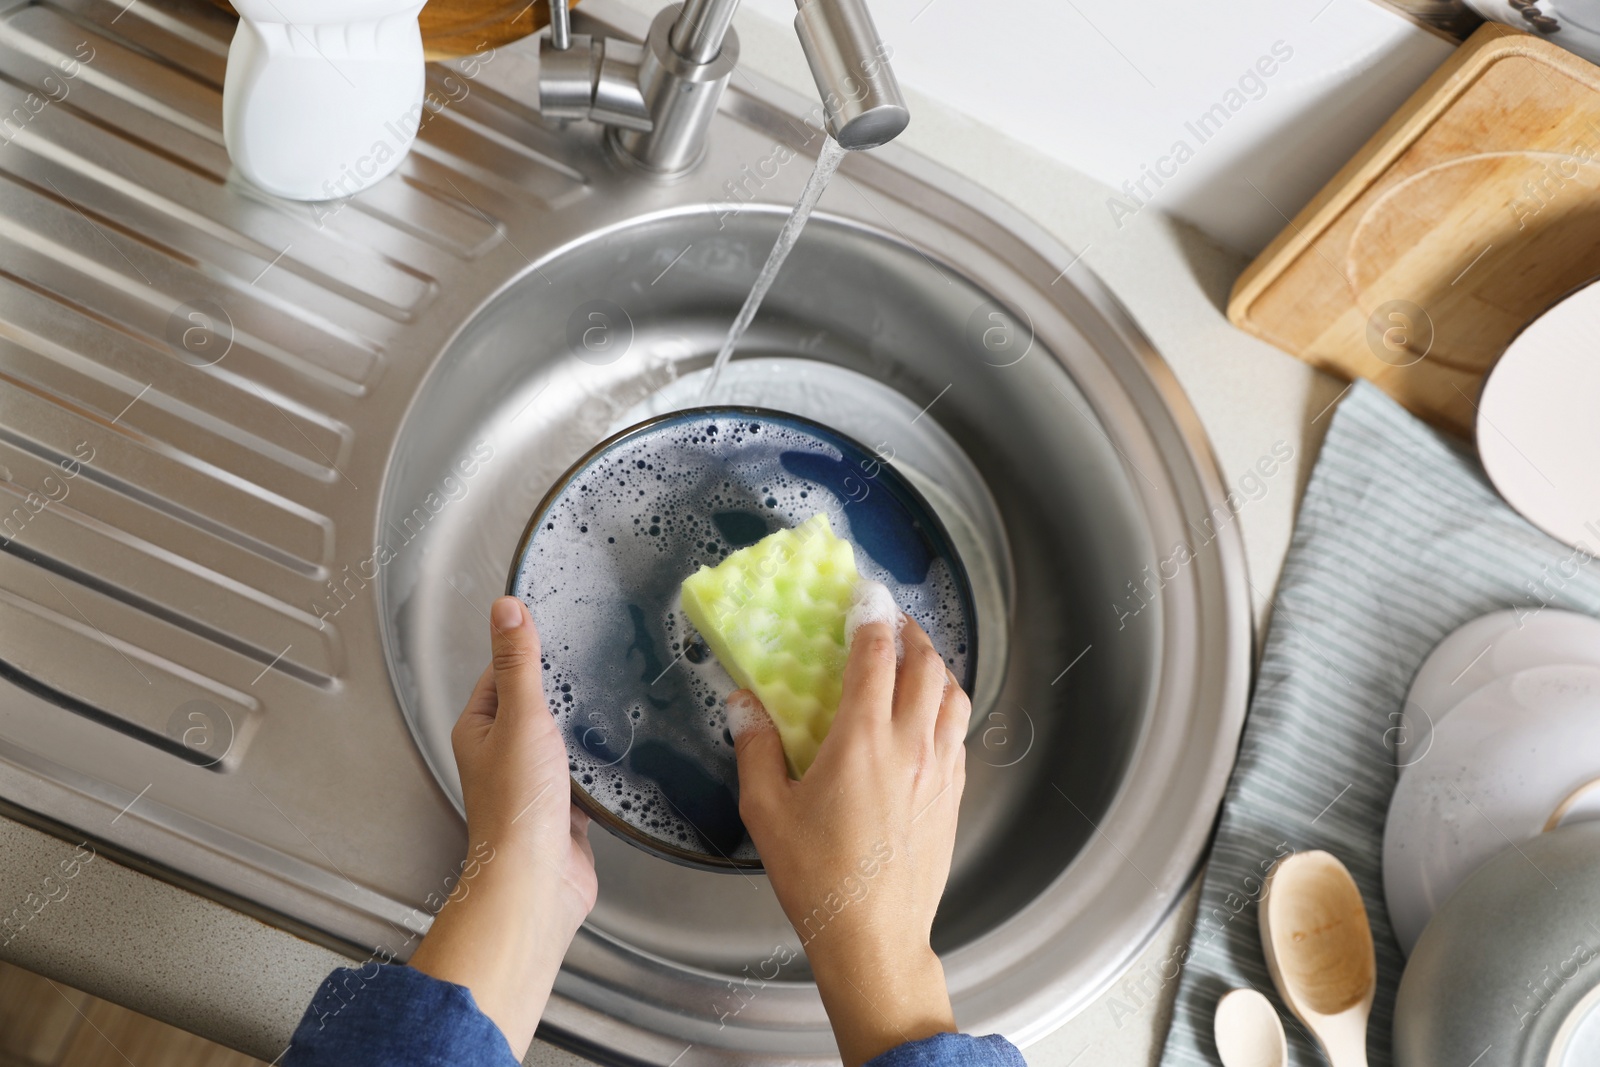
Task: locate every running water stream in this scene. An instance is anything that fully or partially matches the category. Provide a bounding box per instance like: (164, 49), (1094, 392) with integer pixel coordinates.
(698, 136), (849, 401)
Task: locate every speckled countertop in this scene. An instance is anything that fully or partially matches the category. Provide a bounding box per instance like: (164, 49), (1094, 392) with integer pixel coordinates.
(0, 3), (1343, 1063)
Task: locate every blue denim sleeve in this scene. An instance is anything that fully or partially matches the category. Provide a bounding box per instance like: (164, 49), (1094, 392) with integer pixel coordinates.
(865, 1032), (1027, 1067)
(283, 964), (519, 1067)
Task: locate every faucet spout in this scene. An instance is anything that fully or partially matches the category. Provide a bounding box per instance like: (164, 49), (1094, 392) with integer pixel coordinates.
(794, 0), (908, 149)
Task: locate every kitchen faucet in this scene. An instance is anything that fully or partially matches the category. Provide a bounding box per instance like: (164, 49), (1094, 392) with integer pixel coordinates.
(538, 0), (908, 175)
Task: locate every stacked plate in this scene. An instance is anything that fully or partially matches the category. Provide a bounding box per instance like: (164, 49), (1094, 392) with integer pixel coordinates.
(1383, 608), (1600, 955)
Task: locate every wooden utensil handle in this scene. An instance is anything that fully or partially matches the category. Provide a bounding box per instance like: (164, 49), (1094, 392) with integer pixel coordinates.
(1315, 1007), (1372, 1067)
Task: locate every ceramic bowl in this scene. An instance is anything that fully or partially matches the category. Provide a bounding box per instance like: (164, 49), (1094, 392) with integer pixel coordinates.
(1383, 664), (1600, 954)
(1394, 820), (1600, 1067)
(506, 406), (977, 871)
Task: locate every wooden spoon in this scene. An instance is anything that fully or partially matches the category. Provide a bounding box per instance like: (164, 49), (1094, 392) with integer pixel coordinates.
(1214, 988), (1287, 1067)
(1260, 850), (1376, 1067)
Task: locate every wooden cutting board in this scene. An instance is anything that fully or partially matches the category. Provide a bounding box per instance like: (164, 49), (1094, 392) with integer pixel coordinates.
(416, 1), (552, 58)
(1228, 22), (1600, 439)
(204, 2), (562, 59)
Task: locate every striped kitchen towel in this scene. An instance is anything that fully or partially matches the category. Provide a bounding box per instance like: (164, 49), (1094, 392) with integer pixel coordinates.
(1156, 381), (1600, 1067)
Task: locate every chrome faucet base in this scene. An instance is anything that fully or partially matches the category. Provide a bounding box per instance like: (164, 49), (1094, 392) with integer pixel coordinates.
(613, 7), (738, 175)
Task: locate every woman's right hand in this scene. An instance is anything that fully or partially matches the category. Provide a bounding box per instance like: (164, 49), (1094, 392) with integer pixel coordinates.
(729, 616), (971, 1067)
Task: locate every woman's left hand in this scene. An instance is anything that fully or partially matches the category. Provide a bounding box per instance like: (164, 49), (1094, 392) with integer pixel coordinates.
(409, 595), (597, 1059)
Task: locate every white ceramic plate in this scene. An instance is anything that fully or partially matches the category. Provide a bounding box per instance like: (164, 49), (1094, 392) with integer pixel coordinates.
(1478, 277), (1600, 551)
(1384, 663), (1600, 956)
(1396, 609), (1600, 771)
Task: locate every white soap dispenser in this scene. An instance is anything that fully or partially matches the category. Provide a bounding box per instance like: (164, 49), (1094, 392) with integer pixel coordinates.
(222, 0), (427, 201)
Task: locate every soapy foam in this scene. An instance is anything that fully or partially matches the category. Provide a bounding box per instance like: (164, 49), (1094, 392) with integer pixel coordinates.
(724, 690), (771, 742)
(845, 579), (906, 661)
(511, 413), (972, 861)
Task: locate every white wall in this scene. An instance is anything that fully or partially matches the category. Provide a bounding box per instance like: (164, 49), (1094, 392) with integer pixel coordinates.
(745, 0), (1457, 254)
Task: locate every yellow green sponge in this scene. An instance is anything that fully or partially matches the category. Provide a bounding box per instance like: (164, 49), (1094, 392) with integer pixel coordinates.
(681, 513), (859, 776)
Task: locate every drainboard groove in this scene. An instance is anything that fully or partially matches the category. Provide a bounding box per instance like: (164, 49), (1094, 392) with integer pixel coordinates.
(0, 411), (331, 578)
(47, 0), (233, 73)
(0, 652), (229, 768)
(0, 89), (441, 320)
(0, 537), (334, 688)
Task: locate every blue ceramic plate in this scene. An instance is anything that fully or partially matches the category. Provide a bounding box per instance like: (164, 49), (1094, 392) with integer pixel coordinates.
(507, 407), (977, 871)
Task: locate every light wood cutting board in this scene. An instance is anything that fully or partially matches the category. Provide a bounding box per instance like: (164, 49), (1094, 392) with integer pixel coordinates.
(1228, 22), (1600, 439)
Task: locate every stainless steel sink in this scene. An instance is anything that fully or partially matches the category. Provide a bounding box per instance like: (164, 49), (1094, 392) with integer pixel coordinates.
(0, 0), (1249, 1063)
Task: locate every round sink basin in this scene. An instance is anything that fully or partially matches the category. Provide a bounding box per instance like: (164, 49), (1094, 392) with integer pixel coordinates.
(378, 206), (1248, 1062)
